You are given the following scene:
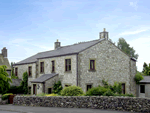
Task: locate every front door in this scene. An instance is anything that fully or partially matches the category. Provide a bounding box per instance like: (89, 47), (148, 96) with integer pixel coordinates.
(33, 84), (36, 95)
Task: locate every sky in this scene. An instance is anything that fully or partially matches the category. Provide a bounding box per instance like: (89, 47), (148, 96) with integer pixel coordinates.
(0, 0), (149, 72)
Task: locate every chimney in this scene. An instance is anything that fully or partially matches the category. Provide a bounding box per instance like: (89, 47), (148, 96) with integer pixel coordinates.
(54, 39), (61, 49)
(99, 28), (109, 40)
(1, 47), (7, 58)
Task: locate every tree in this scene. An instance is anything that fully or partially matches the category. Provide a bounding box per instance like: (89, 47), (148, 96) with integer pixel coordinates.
(117, 38), (139, 60)
(0, 65), (12, 94)
(143, 63), (150, 76)
(11, 62), (18, 79)
(142, 62), (148, 73)
(20, 71), (28, 94)
(52, 80), (63, 95)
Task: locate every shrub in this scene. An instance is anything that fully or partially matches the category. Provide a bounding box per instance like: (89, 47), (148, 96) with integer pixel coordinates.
(52, 80), (63, 95)
(61, 85), (84, 96)
(85, 86), (108, 96)
(2, 95), (9, 100)
(103, 89), (114, 96)
(134, 72), (144, 84)
(36, 93), (48, 96)
(114, 93), (134, 97)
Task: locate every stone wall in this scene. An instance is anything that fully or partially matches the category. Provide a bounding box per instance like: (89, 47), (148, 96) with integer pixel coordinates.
(13, 96), (150, 113)
(0, 95), (8, 105)
(78, 39), (136, 95)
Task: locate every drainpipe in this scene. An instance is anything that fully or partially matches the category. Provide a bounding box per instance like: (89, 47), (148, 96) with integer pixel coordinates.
(76, 54), (78, 86)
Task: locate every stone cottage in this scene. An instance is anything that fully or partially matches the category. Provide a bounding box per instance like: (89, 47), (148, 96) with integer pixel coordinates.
(0, 47), (11, 77)
(13, 28), (137, 96)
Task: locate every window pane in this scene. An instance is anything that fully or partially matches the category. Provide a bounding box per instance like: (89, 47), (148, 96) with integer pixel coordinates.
(69, 65), (71, 70)
(140, 85), (145, 93)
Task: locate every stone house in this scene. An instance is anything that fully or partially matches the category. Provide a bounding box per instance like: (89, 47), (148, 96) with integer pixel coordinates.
(13, 28), (137, 96)
(0, 47), (11, 77)
(138, 76), (150, 98)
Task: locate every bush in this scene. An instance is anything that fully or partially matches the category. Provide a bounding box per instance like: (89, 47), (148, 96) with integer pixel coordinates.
(1, 93), (13, 100)
(103, 89), (114, 96)
(2, 95), (9, 100)
(61, 85), (84, 96)
(52, 80), (63, 95)
(7, 86), (24, 94)
(134, 72), (144, 84)
(36, 93), (48, 96)
(85, 86), (108, 96)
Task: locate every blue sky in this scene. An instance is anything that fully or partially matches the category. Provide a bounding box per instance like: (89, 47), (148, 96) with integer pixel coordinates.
(0, 0), (149, 72)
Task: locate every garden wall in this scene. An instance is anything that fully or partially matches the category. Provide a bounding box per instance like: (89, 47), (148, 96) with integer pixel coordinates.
(13, 96), (150, 112)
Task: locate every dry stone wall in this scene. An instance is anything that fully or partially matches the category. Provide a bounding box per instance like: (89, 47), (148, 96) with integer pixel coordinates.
(13, 96), (150, 113)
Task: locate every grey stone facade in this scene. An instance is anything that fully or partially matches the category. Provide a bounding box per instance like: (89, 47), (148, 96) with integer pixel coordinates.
(13, 96), (150, 113)
(78, 40), (136, 95)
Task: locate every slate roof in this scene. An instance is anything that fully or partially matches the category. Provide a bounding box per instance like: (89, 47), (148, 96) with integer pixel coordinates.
(0, 54), (11, 70)
(9, 79), (22, 86)
(14, 38), (137, 65)
(139, 76), (150, 84)
(14, 38), (105, 65)
(31, 73), (58, 83)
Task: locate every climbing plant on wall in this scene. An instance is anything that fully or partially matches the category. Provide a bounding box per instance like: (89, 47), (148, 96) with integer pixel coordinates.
(52, 80), (63, 95)
(19, 71), (28, 94)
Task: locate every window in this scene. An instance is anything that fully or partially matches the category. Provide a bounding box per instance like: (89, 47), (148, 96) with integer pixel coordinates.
(140, 85), (145, 93)
(15, 68), (18, 76)
(122, 83), (125, 94)
(28, 66), (32, 76)
(48, 88), (52, 94)
(65, 59), (71, 71)
(87, 85), (92, 92)
(65, 85), (71, 87)
(90, 60), (95, 70)
(51, 60), (55, 72)
(40, 62), (44, 73)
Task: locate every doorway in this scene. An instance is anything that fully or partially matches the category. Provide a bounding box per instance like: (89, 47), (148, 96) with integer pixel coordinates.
(33, 84), (36, 95)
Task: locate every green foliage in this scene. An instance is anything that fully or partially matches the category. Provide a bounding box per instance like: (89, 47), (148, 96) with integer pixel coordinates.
(61, 85), (84, 96)
(0, 65), (12, 94)
(52, 80), (63, 95)
(143, 63), (150, 76)
(85, 86), (108, 96)
(7, 86), (24, 94)
(36, 93), (48, 96)
(117, 38), (139, 60)
(103, 89), (114, 96)
(114, 93), (134, 97)
(134, 72), (144, 84)
(142, 62), (148, 73)
(102, 80), (122, 94)
(19, 71), (28, 94)
(2, 95), (9, 100)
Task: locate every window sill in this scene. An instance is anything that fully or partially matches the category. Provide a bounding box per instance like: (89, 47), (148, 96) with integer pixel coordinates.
(64, 71), (72, 73)
(88, 69), (96, 72)
(51, 71), (56, 73)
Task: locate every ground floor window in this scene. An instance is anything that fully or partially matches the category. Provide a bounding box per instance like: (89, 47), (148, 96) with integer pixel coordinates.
(65, 85), (71, 87)
(48, 88), (52, 94)
(140, 85), (145, 93)
(86, 85), (92, 92)
(121, 83), (125, 94)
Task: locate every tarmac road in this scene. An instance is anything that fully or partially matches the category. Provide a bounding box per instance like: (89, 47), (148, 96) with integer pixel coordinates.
(0, 104), (135, 113)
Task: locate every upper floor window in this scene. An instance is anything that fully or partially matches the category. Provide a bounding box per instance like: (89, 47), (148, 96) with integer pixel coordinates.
(140, 85), (145, 93)
(65, 59), (71, 71)
(15, 67), (18, 76)
(40, 62), (44, 73)
(90, 60), (95, 70)
(28, 66), (32, 76)
(51, 60), (55, 73)
(122, 83), (125, 94)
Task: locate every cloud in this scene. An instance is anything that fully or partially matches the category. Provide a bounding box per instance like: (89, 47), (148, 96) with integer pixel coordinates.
(129, 1), (138, 10)
(119, 28), (149, 36)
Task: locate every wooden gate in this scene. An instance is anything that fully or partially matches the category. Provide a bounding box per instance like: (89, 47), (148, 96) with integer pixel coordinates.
(9, 95), (16, 104)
